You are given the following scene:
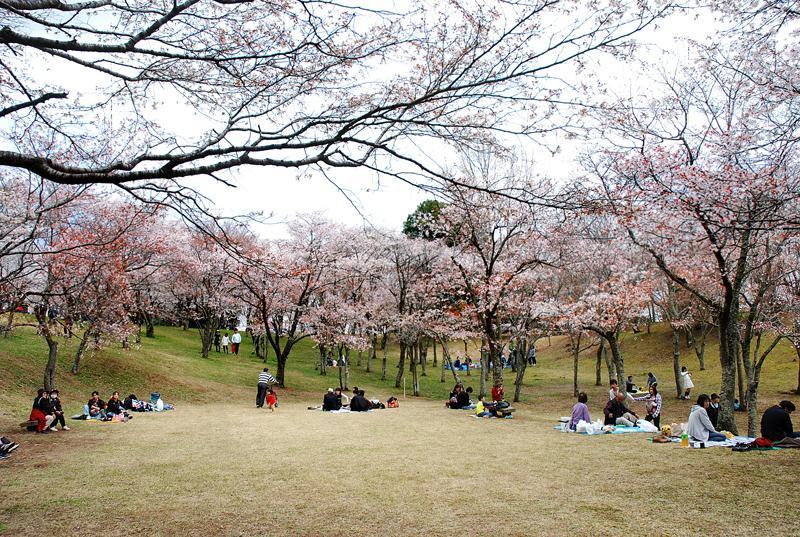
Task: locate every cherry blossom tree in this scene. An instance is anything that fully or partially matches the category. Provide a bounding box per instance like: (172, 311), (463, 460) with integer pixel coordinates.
(590, 37), (800, 432)
(0, 0), (673, 220)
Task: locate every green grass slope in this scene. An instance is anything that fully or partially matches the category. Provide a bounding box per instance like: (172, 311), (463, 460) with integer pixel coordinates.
(1, 319), (798, 432)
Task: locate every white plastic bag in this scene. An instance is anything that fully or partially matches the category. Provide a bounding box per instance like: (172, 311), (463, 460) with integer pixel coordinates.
(636, 419), (659, 433)
(576, 420), (589, 433)
(156, 398), (164, 411)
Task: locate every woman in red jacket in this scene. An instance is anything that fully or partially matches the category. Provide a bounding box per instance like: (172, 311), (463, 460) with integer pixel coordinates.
(29, 388), (55, 433)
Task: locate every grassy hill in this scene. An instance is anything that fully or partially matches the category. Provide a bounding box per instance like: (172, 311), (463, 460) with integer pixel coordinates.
(1, 318), (798, 431)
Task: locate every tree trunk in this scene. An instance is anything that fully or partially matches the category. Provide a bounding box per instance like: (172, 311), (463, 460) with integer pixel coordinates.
(432, 339), (437, 366)
(479, 339), (488, 399)
(603, 342), (615, 385)
(420, 339), (427, 377)
(381, 331), (388, 381)
(71, 328), (92, 374)
(605, 332), (625, 395)
(357, 349), (362, 368)
(2, 307), (16, 337)
(595, 338), (604, 386)
(410, 342), (420, 396)
(276, 352), (288, 387)
(344, 347), (350, 390)
(736, 349), (746, 408)
(672, 325), (682, 399)
(440, 339), (461, 386)
(717, 310), (740, 434)
(513, 338), (528, 403)
(145, 314), (155, 338)
(367, 336), (376, 373)
(394, 343), (406, 388)
(319, 345), (327, 376)
(795, 342), (800, 395)
(572, 333), (581, 397)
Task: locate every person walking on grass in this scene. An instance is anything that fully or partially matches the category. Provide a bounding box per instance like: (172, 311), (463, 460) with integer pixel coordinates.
(214, 330), (221, 353)
(231, 331), (242, 355)
(221, 333), (230, 354)
(681, 366), (694, 400)
(256, 367), (277, 408)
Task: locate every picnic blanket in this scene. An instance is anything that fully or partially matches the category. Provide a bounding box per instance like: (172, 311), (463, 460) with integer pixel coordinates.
(554, 425), (651, 435)
(649, 436), (756, 448)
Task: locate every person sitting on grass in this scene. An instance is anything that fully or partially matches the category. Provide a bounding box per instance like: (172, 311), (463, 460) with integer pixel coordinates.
(387, 397), (399, 408)
(760, 400), (799, 442)
(30, 388), (55, 433)
(707, 393), (721, 429)
(106, 391), (126, 419)
(603, 393), (639, 427)
(87, 391), (107, 420)
(646, 372), (658, 390)
(49, 389), (69, 431)
(626, 375), (638, 393)
(322, 388), (341, 411)
(350, 390), (372, 412)
(633, 384), (662, 428)
(267, 388), (277, 412)
(475, 395), (493, 417)
(568, 392), (591, 431)
(491, 382), (504, 403)
(445, 384), (470, 409)
(609, 379), (620, 400)
(686, 394), (726, 442)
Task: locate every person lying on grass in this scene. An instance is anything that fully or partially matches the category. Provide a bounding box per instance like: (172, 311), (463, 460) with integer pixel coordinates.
(568, 392), (591, 431)
(686, 394), (726, 442)
(603, 393), (639, 427)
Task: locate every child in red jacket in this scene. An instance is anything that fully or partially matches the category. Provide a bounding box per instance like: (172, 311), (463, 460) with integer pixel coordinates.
(267, 389), (277, 412)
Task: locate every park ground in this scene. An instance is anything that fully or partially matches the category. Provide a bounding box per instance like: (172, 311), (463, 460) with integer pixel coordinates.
(1, 322), (799, 536)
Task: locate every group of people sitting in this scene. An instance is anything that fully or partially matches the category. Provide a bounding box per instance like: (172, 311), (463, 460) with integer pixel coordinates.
(28, 388), (70, 433)
(568, 379), (665, 431)
(86, 391), (131, 421)
(445, 382), (512, 417)
(320, 386), (398, 412)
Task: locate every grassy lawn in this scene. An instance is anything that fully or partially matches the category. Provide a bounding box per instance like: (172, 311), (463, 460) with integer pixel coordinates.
(1, 322), (799, 535)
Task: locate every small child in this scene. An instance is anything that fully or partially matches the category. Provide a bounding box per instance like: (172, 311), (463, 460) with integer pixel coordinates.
(267, 388), (277, 412)
(387, 396), (399, 408)
(475, 395), (491, 417)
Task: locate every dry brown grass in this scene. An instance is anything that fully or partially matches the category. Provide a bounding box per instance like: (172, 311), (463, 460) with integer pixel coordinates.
(1, 395), (798, 537)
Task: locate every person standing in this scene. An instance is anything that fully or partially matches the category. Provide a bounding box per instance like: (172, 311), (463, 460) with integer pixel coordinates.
(681, 366), (694, 400)
(231, 331), (242, 355)
(256, 367), (276, 408)
(266, 388), (278, 412)
(527, 345), (537, 366)
(221, 333), (230, 354)
(214, 330), (221, 353)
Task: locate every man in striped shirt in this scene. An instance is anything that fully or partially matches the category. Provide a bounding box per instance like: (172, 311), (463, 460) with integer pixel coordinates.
(256, 368), (277, 408)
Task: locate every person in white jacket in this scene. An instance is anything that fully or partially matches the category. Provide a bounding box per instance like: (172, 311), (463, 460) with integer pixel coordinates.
(681, 366), (694, 400)
(686, 394), (726, 442)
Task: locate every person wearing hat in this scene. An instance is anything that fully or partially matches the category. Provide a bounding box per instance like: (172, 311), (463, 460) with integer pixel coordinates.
(323, 387), (342, 411)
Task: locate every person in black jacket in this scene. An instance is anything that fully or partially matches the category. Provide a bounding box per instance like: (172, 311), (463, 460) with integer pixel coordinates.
(761, 400), (799, 442)
(707, 393), (721, 429)
(322, 388), (342, 411)
(350, 390), (372, 412)
(49, 389), (69, 431)
(106, 391), (126, 419)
